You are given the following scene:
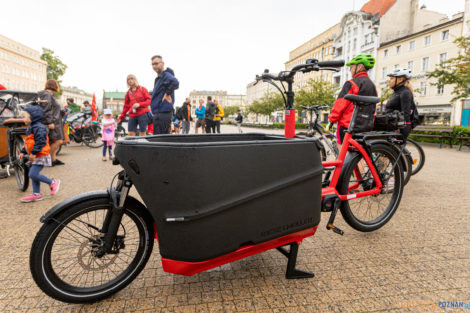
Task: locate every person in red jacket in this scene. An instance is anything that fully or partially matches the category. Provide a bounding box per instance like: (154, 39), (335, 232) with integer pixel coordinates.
(117, 74), (151, 136)
(328, 54), (377, 145)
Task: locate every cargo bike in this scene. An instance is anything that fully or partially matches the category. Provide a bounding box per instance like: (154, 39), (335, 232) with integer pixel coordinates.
(0, 90), (38, 190)
(30, 59), (405, 303)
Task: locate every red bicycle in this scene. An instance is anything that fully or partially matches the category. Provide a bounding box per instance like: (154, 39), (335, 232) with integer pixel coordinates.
(29, 59), (404, 303)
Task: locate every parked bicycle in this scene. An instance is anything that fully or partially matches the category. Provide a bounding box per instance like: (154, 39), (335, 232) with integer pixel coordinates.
(297, 105), (339, 162)
(0, 90), (37, 191)
(57, 112), (103, 154)
(29, 59), (405, 304)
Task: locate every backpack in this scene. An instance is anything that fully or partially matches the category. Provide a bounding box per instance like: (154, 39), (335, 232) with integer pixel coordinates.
(216, 105), (225, 120)
(410, 100), (420, 129)
(176, 107), (184, 120)
(348, 80), (376, 133)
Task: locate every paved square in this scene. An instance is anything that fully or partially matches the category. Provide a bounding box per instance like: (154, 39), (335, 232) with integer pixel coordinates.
(0, 127), (469, 312)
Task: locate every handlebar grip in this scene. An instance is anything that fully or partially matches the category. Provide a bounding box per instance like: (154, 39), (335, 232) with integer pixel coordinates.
(317, 60), (345, 68)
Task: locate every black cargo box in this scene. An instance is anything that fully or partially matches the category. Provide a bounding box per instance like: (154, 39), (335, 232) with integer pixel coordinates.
(115, 133), (322, 262)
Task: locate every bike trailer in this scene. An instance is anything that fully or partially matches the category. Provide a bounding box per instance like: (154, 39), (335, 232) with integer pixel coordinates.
(115, 133), (323, 265)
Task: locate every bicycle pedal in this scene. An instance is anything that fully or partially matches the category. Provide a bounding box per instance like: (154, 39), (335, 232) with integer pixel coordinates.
(326, 224), (344, 235)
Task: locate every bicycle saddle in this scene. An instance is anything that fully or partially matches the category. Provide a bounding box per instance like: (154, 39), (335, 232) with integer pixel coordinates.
(344, 94), (380, 104)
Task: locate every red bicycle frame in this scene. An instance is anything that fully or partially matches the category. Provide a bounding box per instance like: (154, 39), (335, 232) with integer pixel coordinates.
(321, 131), (383, 201)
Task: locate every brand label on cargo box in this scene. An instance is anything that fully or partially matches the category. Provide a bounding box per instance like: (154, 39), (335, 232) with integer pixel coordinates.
(261, 217), (315, 237)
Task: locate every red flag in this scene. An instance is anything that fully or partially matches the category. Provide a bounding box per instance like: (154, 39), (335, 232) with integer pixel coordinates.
(91, 93), (98, 121)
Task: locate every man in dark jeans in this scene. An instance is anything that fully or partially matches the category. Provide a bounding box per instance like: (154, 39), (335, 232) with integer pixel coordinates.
(150, 55), (179, 134)
(204, 96), (217, 133)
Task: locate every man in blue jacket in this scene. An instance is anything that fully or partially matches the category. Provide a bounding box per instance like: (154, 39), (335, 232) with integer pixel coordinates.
(150, 55), (179, 134)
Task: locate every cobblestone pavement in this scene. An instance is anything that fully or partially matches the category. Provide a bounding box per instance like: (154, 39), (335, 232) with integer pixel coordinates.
(0, 126), (469, 313)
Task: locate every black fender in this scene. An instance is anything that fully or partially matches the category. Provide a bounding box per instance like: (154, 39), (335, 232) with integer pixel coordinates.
(40, 190), (150, 223)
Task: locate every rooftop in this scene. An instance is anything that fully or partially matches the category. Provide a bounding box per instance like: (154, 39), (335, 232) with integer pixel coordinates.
(360, 0), (396, 18)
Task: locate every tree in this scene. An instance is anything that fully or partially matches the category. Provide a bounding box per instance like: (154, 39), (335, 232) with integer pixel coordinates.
(247, 92), (284, 116)
(426, 36), (470, 102)
(379, 87), (393, 105)
(294, 79), (338, 113)
(40, 48), (67, 96)
(223, 105), (240, 117)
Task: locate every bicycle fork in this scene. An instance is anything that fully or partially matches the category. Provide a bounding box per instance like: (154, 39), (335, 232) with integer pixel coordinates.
(96, 171), (132, 257)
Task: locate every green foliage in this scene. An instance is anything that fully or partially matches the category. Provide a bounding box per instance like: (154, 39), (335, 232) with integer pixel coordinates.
(294, 79), (338, 112)
(40, 48), (67, 96)
(426, 36), (470, 102)
(247, 92), (284, 116)
(410, 126), (470, 145)
(223, 105), (240, 116)
(379, 87), (393, 105)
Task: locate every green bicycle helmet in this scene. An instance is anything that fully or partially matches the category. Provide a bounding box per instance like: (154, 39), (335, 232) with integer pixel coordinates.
(346, 54), (375, 69)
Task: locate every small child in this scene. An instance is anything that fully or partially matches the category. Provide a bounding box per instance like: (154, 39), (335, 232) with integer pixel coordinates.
(18, 106), (60, 202)
(101, 109), (115, 161)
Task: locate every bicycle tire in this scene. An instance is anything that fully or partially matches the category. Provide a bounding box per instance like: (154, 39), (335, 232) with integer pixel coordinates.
(406, 138), (425, 175)
(30, 197), (154, 303)
(83, 126), (103, 148)
(339, 143), (404, 232)
(318, 134), (339, 162)
(13, 136), (29, 191)
(402, 148), (413, 186)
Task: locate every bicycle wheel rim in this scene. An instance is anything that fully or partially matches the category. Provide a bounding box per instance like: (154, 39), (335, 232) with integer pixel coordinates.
(342, 147), (403, 228)
(406, 139), (425, 175)
(40, 204), (148, 297)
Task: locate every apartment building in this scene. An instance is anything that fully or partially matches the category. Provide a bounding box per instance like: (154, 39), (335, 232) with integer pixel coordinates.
(376, 14), (464, 125)
(0, 34), (47, 92)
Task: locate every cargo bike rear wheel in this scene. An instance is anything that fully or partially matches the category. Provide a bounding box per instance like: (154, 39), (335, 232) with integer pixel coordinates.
(30, 197), (154, 303)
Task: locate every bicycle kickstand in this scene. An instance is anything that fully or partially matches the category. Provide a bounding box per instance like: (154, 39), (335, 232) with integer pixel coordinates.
(326, 198), (344, 235)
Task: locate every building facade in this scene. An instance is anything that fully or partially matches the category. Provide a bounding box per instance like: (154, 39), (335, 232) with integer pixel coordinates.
(246, 80), (285, 106)
(0, 34), (47, 91)
(60, 86), (92, 108)
(103, 91), (126, 115)
(188, 90), (246, 115)
(285, 23), (340, 90)
(376, 14), (464, 125)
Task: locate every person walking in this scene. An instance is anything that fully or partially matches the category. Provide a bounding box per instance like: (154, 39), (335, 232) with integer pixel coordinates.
(101, 109), (115, 161)
(37, 79), (65, 166)
(150, 55), (179, 134)
(118, 74), (151, 136)
(235, 110), (243, 133)
(204, 96), (217, 134)
(18, 106), (60, 202)
(195, 99), (206, 134)
(213, 99), (224, 134)
(181, 98), (192, 134)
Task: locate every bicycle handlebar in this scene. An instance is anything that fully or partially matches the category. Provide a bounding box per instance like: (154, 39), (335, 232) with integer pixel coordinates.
(301, 105), (329, 111)
(317, 60), (345, 68)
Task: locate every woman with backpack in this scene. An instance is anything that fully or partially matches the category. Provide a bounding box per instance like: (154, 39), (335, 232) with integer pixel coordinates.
(385, 68), (418, 140)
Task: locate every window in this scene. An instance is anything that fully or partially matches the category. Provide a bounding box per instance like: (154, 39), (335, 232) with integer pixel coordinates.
(437, 85), (444, 94)
(424, 35), (431, 46)
(382, 67), (387, 78)
(439, 53), (447, 64)
(396, 45), (401, 54)
(409, 41), (415, 50)
(384, 49), (389, 57)
(408, 61), (414, 72)
(422, 57), (429, 71)
(442, 30), (449, 41)
(353, 39), (357, 50)
(420, 82), (427, 96)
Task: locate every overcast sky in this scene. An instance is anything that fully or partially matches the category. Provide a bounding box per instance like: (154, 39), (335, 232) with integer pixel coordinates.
(1, 0), (465, 105)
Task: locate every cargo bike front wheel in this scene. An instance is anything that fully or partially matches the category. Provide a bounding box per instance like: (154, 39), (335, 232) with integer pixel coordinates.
(30, 197), (154, 303)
